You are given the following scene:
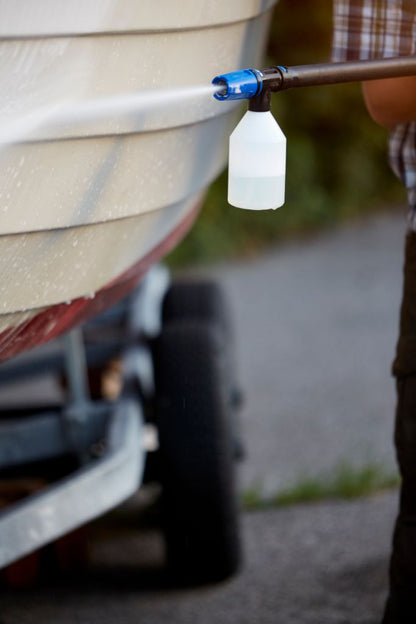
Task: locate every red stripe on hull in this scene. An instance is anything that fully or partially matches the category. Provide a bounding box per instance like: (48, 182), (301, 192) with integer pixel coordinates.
(0, 204), (199, 362)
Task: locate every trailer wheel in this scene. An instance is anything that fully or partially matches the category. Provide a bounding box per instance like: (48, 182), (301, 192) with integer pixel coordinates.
(153, 320), (241, 583)
(161, 279), (244, 457)
(162, 280), (231, 334)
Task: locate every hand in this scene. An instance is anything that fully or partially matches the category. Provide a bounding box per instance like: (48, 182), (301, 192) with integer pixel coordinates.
(363, 76), (416, 127)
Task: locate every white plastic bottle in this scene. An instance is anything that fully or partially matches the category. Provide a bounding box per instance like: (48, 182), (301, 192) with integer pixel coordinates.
(228, 110), (286, 210)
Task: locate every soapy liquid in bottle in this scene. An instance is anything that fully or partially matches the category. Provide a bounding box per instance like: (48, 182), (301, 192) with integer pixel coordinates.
(228, 175), (285, 210)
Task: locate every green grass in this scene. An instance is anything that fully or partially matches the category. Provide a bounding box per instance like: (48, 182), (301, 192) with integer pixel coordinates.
(241, 463), (400, 511)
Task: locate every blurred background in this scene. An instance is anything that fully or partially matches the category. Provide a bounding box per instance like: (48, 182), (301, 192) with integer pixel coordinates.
(168, 0), (404, 267)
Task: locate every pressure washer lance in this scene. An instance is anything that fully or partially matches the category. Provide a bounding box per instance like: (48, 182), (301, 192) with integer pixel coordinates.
(212, 56), (416, 211)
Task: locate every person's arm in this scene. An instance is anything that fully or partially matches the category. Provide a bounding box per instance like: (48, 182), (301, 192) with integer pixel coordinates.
(362, 76), (416, 127)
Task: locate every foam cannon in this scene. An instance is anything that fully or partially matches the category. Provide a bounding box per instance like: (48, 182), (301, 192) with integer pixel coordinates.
(212, 57), (416, 210)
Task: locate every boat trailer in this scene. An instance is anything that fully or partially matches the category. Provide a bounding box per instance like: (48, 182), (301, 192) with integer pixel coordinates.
(0, 267), (242, 583)
(0, 267), (169, 571)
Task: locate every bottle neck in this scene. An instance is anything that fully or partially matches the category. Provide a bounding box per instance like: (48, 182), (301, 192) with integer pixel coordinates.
(248, 89), (271, 112)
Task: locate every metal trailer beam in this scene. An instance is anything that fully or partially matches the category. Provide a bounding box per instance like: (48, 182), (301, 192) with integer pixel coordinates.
(0, 266), (170, 569)
(0, 396), (144, 568)
(0, 403), (108, 469)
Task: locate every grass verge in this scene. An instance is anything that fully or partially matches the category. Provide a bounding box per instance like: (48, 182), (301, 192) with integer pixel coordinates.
(242, 462), (400, 511)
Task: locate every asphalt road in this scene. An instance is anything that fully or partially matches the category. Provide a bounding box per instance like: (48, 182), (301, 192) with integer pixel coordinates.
(214, 211), (405, 498)
(0, 210), (407, 623)
(0, 490), (397, 624)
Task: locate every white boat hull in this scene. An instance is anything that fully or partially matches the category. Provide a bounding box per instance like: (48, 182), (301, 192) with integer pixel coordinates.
(0, 0), (277, 359)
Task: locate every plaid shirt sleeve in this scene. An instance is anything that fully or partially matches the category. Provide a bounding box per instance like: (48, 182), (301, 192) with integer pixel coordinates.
(332, 0), (416, 62)
(332, 0), (416, 224)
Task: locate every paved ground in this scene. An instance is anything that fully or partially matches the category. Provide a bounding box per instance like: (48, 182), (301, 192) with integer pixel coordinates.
(0, 210), (408, 623)
(0, 490), (397, 623)
(213, 211), (405, 497)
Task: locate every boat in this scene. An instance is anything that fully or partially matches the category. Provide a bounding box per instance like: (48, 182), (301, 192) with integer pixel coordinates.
(0, 0), (277, 361)
(0, 3), (280, 577)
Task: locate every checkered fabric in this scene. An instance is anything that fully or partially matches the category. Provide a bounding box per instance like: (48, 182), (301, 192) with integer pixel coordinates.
(332, 0), (416, 227)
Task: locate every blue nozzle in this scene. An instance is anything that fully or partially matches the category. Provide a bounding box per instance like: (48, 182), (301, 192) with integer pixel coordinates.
(212, 69), (263, 101)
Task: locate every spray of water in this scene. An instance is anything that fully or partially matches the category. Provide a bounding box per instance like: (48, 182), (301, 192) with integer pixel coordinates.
(0, 84), (221, 147)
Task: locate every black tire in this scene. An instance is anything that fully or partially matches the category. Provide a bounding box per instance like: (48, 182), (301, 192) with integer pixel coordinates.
(153, 320), (241, 584)
(162, 279), (244, 439)
(162, 280), (232, 336)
